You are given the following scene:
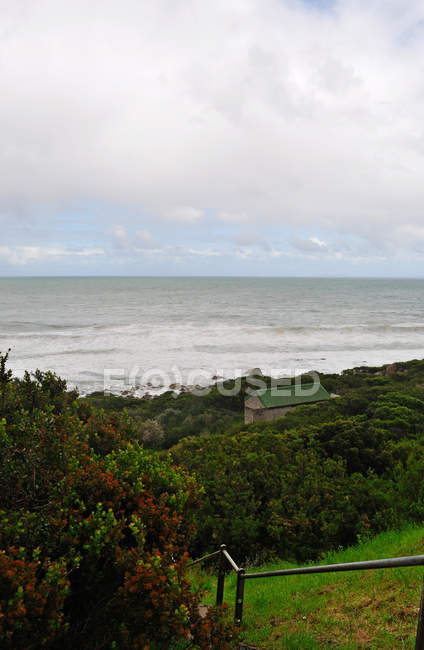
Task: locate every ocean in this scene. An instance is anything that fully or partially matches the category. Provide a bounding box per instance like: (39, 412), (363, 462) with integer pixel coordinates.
(0, 276), (423, 395)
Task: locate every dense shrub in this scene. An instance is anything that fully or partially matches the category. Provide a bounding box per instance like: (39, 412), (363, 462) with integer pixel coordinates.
(81, 358), (424, 565)
(170, 430), (393, 562)
(85, 382), (243, 450)
(170, 360), (424, 563)
(0, 355), (236, 649)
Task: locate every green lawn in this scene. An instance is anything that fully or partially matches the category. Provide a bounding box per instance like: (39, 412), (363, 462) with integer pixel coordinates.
(189, 525), (424, 648)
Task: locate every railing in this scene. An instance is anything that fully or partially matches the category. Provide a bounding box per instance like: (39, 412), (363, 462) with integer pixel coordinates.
(188, 545), (424, 649)
(188, 545), (246, 623)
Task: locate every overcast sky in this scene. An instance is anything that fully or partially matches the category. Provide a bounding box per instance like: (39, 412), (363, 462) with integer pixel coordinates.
(1, 0), (424, 276)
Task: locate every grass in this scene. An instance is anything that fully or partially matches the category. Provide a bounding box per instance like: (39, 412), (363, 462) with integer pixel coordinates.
(189, 525), (424, 648)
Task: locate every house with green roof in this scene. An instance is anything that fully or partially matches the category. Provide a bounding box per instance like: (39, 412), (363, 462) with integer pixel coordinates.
(244, 382), (331, 424)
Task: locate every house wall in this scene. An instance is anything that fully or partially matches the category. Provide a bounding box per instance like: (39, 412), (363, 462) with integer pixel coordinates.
(244, 405), (296, 424)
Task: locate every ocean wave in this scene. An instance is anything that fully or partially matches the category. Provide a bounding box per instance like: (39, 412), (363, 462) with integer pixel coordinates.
(78, 370), (109, 378)
(0, 332), (86, 340)
(16, 348), (120, 359)
(193, 344), (283, 354)
(269, 324), (424, 334)
(3, 321), (424, 339)
(0, 320), (89, 331)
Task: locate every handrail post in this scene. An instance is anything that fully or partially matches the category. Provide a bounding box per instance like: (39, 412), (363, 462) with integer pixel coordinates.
(216, 544), (226, 606)
(234, 568), (245, 625)
(416, 577), (424, 649)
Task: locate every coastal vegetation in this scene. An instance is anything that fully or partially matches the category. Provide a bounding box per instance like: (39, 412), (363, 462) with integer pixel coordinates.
(0, 351), (236, 648)
(3, 350), (424, 647)
(88, 359), (424, 564)
(86, 381), (244, 450)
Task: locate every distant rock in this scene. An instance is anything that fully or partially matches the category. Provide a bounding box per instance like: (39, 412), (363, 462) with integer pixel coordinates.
(243, 367), (263, 377)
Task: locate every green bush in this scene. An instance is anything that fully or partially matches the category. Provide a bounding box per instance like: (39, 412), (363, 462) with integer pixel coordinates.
(171, 429), (393, 562)
(0, 354), (237, 649)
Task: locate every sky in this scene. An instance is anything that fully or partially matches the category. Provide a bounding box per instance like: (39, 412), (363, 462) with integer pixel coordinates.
(1, 0), (424, 276)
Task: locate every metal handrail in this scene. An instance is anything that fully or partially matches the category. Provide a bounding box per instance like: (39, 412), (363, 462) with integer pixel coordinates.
(244, 553), (424, 579)
(187, 544), (242, 618)
(223, 548), (240, 572)
(188, 545), (424, 648)
(188, 549), (221, 567)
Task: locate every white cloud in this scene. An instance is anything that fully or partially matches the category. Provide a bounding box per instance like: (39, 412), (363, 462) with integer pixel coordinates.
(1, 1), (424, 268)
(161, 207), (204, 223)
(0, 246), (104, 264)
(395, 224), (424, 242)
(310, 237), (327, 248)
(142, 245), (222, 259)
(108, 228), (223, 260)
(293, 236), (328, 252)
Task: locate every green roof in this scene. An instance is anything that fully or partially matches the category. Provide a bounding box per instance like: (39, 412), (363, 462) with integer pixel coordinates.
(254, 383), (331, 409)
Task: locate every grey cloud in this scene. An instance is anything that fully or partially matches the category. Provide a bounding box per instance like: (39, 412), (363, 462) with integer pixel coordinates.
(135, 230), (158, 249)
(1, 1), (424, 253)
(160, 207), (204, 223)
(112, 226), (128, 249)
(109, 228), (223, 260)
(112, 226), (158, 250)
(234, 232), (271, 251)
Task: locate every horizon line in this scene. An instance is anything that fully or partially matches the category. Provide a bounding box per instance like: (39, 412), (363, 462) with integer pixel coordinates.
(1, 274), (424, 280)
